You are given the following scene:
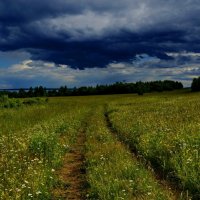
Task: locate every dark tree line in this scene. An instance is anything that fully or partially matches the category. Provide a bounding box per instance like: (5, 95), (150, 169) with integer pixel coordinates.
(71, 80), (183, 96)
(0, 80), (183, 98)
(191, 77), (200, 92)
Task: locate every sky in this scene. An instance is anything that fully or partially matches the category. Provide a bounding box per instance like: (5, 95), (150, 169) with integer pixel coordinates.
(0, 0), (200, 88)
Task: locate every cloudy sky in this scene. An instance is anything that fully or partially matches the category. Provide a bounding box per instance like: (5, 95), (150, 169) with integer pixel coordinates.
(0, 0), (200, 88)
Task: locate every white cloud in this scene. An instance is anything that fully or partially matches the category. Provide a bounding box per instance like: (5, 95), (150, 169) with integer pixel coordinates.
(167, 52), (200, 57)
(1, 54), (199, 88)
(10, 60), (33, 72)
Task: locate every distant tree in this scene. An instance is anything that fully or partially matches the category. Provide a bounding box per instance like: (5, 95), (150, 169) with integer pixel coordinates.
(18, 88), (26, 98)
(27, 87), (34, 97)
(191, 77), (200, 91)
(34, 86), (46, 97)
(136, 81), (144, 95)
(175, 81), (183, 89)
(47, 89), (58, 97)
(58, 86), (69, 96)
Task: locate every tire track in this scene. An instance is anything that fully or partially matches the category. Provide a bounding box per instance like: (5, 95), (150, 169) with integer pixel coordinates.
(104, 106), (182, 200)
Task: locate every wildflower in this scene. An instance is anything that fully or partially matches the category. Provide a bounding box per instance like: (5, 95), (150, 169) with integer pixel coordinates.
(36, 191), (42, 195)
(16, 188), (21, 192)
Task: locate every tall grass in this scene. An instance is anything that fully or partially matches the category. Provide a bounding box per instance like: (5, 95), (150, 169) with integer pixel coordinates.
(0, 97), (89, 199)
(107, 92), (200, 199)
(85, 105), (173, 200)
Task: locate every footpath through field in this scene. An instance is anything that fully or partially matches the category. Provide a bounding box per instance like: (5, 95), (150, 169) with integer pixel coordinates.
(52, 103), (185, 199)
(50, 96), (196, 199)
(52, 120), (89, 199)
(1, 93), (198, 199)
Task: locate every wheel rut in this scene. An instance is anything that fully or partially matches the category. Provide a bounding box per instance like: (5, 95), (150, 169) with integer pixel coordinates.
(104, 107), (182, 200)
(52, 129), (87, 200)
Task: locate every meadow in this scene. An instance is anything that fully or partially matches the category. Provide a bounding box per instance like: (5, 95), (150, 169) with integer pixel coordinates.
(0, 90), (199, 199)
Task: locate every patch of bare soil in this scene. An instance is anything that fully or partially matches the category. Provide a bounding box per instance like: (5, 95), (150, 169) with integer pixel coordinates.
(52, 132), (86, 200)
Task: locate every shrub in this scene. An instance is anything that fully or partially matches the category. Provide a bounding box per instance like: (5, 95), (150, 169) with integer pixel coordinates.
(0, 95), (22, 108)
(23, 97), (48, 105)
(0, 95), (9, 103)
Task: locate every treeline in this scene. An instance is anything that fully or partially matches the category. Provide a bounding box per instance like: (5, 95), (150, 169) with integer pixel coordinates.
(0, 80), (183, 98)
(191, 76), (200, 92)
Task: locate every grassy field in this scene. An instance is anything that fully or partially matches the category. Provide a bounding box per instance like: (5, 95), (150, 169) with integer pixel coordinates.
(0, 91), (199, 199)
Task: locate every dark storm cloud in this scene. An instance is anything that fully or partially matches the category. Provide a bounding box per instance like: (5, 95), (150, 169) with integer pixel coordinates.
(0, 0), (82, 24)
(0, 0), (200, 69)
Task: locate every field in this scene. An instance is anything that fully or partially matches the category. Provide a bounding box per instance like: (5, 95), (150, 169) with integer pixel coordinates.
(0, 91), (199, 200)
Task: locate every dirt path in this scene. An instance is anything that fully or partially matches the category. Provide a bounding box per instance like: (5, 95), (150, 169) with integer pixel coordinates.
(52, 130), (87, 200)
(104, 108), (181, 200)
